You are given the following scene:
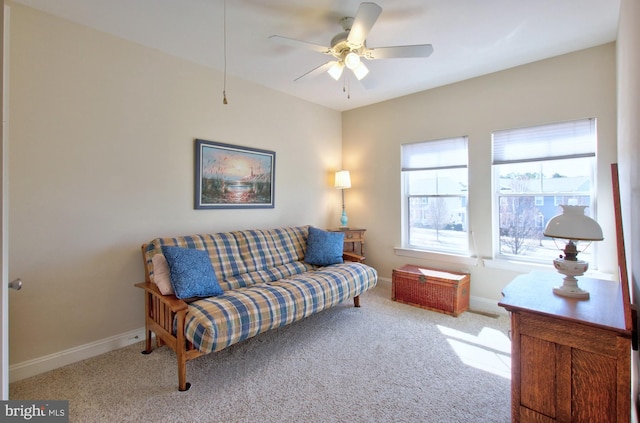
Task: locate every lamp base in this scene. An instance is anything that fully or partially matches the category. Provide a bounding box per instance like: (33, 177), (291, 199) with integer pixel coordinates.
(552, 258), (590, 299)
(340, 209), (348, 227)
(553, 281), (590, 299)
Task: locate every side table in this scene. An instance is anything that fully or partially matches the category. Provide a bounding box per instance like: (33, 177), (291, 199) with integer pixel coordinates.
(328, 228), (366, 263)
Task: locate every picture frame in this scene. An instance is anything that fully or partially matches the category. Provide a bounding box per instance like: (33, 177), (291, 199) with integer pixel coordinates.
(195, 139), (275, 209)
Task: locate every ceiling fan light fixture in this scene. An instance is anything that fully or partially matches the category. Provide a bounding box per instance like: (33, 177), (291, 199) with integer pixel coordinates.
(344, 52), (361, 69)
(270, 2), (434, 87)
(327, 62), (345, 80)
(352, 61), (369, 80)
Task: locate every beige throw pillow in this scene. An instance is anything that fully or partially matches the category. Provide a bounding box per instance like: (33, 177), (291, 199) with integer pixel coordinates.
(152, 253), (174, 295)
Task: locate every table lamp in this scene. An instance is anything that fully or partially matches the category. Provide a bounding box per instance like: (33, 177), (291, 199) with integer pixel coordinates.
(335, 170), (351, 227)
(543, 205), (603, 299)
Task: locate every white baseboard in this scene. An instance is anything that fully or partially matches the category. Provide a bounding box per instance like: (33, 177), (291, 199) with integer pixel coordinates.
(469, 296), (508, 316)
(9, 327), (146, 383)
(376, 276), (507, 316)
(376, 276), (393, 289)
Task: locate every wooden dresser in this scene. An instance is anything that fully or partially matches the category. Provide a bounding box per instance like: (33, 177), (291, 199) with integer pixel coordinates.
(499, 272), (632, 422)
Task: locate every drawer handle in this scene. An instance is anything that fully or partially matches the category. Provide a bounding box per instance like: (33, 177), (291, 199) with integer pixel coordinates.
(346, 234), (353, 239)
(419, 275), (426, 283)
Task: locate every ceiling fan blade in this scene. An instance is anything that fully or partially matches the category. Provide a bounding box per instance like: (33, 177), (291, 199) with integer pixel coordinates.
(347, 2), (382, 47)
(366, 44), (434, 59)
(294, 61), (335, 82)
(269, 35), (331, 54)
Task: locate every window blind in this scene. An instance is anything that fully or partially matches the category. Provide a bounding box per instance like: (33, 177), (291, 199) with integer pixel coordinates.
(492, 118), (596, 165)
(402, 136), (468, 171)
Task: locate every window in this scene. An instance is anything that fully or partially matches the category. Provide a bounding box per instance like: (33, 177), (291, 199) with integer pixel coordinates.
(402, 137), (468, 253)
(492, 118), (597, 264)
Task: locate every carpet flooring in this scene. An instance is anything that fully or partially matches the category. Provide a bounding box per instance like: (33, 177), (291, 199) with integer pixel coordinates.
(10, 285), (512, 422)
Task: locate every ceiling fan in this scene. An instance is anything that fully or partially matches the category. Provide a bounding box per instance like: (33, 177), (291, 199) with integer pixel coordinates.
(269, 2), (433, 83)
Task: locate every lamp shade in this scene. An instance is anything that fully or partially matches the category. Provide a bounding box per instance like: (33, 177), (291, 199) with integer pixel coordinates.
(328, 61), (345, 80)
(352, 61), (369, 80)
(543, 205), (603, 241)
(334, 170), (351, 189)
(344, 52), (361, 70)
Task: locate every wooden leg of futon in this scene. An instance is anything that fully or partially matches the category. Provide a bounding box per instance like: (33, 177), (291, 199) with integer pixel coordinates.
(354, 295), (360, 307)
(177, 350), (191, 391)
(141, 329), (153, 355)
(178, 363), (191, 392)
(141, 292), (154, 354)
(176, 313), (191, 391)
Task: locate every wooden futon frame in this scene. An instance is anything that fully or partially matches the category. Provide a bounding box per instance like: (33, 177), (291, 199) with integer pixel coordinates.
(136, 246), (365, 391)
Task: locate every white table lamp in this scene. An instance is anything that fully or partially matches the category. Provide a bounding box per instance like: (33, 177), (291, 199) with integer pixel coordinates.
(335, 170), (351, 227)
(543, 205), (603, 299)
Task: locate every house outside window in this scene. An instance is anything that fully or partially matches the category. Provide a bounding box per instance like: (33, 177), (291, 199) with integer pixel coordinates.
(402, 137), (468, 254)
(492, 118), (597, 264)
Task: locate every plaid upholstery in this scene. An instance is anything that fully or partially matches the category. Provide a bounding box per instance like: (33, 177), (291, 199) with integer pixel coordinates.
(144, 232), (248, 289)
(232, 227), (308, 272)
(222, 261), (315, 290)
(142, 225), (378, 354)
(143, 226), (309, 291)
(185, 262), (378, 353)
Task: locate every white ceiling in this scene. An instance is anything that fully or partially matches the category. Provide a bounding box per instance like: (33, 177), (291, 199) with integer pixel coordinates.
(11, 0), (620, 111)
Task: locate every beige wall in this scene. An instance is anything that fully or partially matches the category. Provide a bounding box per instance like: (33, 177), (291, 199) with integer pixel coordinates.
(617, 0), (640, 419)
(7, 4), (342, 365)
(618, 0), (640, 307)
(342, 43), (618, 307)
(7, 2), (625, 382)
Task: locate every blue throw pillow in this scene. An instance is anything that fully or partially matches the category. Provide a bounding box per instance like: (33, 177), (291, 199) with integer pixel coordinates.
(304, 227), (344, 266)
(161, 246), (224, 299)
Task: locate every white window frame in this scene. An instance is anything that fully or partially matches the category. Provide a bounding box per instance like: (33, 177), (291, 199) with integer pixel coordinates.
(491, 118), (597, 265)
(401, 136), (469, 255)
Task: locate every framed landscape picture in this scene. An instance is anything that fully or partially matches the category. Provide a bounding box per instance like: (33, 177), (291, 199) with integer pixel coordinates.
(195, 139), (275, 209)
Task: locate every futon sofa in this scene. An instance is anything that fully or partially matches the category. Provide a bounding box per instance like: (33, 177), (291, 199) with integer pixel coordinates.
(135, 225), (378, 391)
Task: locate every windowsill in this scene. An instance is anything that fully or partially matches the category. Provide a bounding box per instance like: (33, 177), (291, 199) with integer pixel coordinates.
(483, 258), (551, 272)
(393, 247), (478, 266)
(393, 248), (616, 281)
(483, 258), (616, 280)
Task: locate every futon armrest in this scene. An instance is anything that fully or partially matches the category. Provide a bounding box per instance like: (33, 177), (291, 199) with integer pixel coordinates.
(135, 282), (189, 313)
(343, 251), (365, 263)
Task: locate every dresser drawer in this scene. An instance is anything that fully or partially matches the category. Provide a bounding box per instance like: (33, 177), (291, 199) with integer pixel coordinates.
(342, 230), (364, 242)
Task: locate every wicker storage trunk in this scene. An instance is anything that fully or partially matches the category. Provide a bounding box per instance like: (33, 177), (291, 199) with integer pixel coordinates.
(392, 264), (470, 316)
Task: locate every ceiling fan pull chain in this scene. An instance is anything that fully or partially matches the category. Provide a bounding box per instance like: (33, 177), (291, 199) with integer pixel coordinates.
(222, 0), (229, 105)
